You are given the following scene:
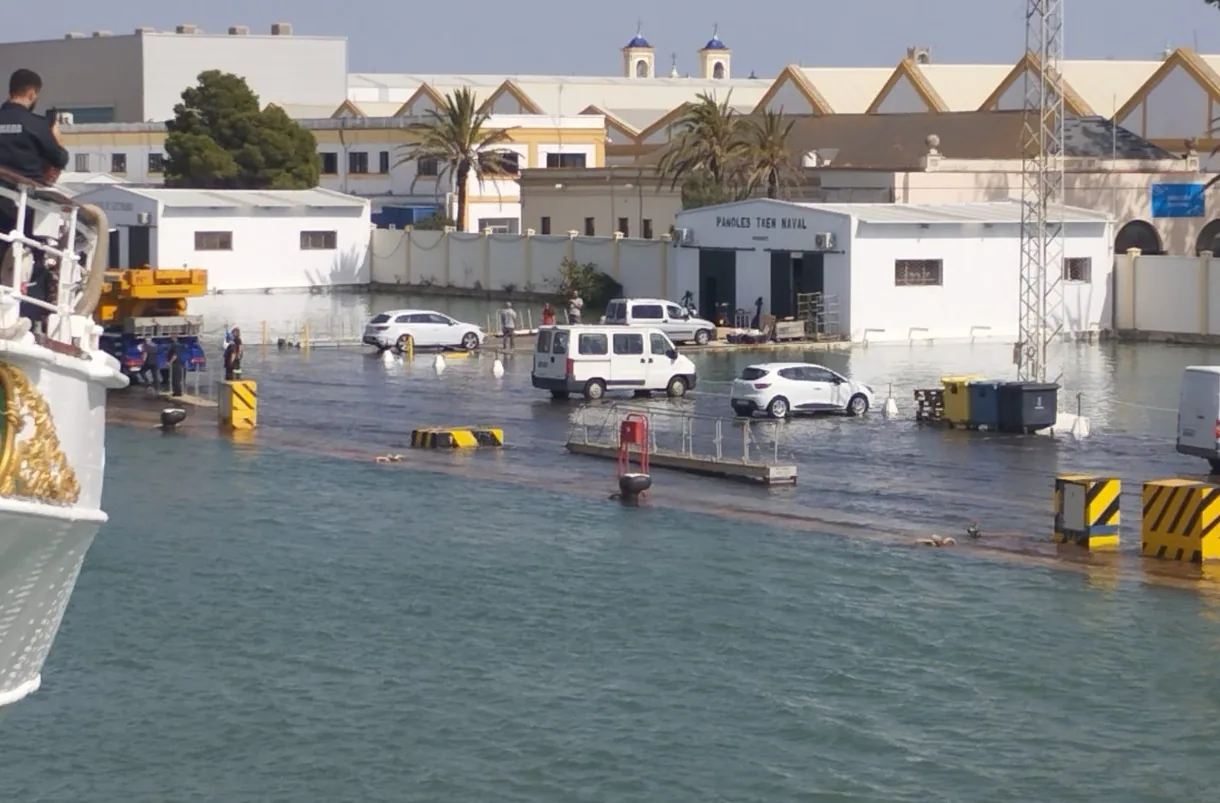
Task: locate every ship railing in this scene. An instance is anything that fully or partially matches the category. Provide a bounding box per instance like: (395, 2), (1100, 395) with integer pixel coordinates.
(0, 167), (107, 358)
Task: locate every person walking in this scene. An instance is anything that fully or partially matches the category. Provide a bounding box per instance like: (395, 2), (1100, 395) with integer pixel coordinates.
(498, 301), (519, 351)
(567, 290), (583, 325)
(224, 326), (244, 380)
(139, 337), (158, 388)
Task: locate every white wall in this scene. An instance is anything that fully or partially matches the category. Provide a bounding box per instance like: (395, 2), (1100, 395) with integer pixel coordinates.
(851, 222), (1113, 343)
(370, 229), (671, 297)
(1113, 250), (1220, 337)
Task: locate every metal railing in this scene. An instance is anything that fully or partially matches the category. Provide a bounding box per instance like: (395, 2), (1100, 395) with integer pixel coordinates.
(568, 402), (785, 465)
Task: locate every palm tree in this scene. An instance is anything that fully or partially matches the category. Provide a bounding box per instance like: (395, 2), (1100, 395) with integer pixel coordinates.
(738, 109), (800, 199)
(396, 87), (516, 231)
(655, 91), (747, 197)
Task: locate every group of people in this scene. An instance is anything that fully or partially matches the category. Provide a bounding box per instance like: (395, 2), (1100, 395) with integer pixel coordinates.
(133, 327), (243, 397)
(496, 290), (584, 350)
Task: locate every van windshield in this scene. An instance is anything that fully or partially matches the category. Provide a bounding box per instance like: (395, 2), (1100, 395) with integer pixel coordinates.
(605, 301), (626, 323)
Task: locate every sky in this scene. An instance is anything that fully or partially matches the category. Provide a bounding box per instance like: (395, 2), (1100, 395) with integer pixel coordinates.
(7, 0), (1220, 76)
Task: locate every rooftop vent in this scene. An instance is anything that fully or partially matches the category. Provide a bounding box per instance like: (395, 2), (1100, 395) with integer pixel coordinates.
(906, 46), (931, 64)
(64, 32), (85, 39)
(271, 22), (292, 36)
(92, 30), (111, 37)
(175, 24), (198, 34)
(228, 25), (249, 35)
(134, 26), (155, 34)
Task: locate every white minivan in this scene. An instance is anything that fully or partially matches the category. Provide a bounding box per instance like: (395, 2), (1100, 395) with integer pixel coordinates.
(603, 298), (718, 345)
(531, 325), (698, 401)
(1177, 366), (1220, 472)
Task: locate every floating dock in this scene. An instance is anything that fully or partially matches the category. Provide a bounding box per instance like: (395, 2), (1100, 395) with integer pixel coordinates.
(565, 441), (796, 484)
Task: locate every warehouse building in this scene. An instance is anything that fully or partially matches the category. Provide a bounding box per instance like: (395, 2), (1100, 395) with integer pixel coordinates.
(670, 198), (1113, 343)
(72, 187), (371, 291)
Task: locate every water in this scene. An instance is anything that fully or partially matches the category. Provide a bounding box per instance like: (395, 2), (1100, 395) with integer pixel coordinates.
(5, 340), (1220, 800)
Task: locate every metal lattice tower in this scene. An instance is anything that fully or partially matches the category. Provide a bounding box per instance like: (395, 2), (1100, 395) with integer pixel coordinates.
(1016, 0), (1065, 383)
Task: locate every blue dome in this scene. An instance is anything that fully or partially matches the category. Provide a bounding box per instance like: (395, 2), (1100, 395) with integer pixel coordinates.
(703, 34), (727, 50)
(626, 34), (651, 48)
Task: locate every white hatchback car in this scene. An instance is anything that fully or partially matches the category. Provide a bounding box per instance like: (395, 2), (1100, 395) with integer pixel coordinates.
(363, 309), (485, 351)
(730, 362), (874, 419)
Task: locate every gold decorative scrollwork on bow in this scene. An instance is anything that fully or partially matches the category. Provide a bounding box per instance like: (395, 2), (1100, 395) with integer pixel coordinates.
(0, 362), (81, 505)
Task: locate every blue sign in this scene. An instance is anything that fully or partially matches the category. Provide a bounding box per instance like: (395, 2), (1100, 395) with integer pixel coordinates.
(1151, 183), (1205, 218)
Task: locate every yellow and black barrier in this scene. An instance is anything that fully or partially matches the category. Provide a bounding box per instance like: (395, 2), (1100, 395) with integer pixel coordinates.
(1142, 479), (1220, 562)
(410, 427), (503, 449)
(1053, 474), (1120, 550)
(218, 379), (257, 430)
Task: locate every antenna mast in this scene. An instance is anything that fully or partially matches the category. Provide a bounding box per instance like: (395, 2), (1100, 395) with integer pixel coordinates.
(1016, 0), (1065, 383)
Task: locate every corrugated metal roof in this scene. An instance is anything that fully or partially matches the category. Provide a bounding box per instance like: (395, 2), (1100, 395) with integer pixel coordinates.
(83, 187), (368, 209)
(798, 199), (1111, 224)
(798, 67), (893, 113)
(917, 64), (1013, 110)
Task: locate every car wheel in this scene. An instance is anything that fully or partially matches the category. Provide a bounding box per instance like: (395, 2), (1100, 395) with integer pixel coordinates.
(767, 396), (789, 419)
(666, 376), (688, 398)
(694, 329), (711, 346)
(461, 332), (480, 351)
(550, 390), (570, 400)
(847, 394), (869, 416)
(583, 379), (607, 401)
(395, 334), (413, 352)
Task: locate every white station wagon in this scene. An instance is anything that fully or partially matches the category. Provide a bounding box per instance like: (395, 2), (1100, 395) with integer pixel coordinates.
(363, 309), (486, 351)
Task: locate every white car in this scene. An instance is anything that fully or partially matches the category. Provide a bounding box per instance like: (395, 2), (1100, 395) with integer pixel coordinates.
(362, 309), (485, 351)
(730, 362), (874, 419)
(603, 298), (718, 345)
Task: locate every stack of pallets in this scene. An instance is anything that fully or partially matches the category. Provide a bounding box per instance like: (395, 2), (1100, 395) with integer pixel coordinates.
(914, 388), (945, 423)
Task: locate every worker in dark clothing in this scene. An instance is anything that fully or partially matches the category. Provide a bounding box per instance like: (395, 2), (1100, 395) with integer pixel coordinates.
(224, 327), (243, 380)
(139, 338), (159, 388)
(165, 337), (185, 397)
(0, 69), (69, 329)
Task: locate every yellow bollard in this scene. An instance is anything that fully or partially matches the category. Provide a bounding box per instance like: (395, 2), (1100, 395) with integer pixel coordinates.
(218, 379), (258, 430)
(1053, 475), (1120, 550)
(404, 334), (414, 361)
(301, 323), (310, 354)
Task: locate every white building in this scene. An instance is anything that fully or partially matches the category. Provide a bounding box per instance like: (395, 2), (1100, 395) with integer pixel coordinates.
(72, 186), (371, 291)
(670, 198), (1113, 343)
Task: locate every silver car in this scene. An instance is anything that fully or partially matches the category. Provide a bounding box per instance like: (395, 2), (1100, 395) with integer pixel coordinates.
(603, 298), (717, 345)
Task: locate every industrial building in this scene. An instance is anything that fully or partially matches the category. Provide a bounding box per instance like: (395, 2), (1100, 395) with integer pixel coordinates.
(0, 23), (346, 123)
(72, 187), (371, 291)
(670, 198), (1112, 343)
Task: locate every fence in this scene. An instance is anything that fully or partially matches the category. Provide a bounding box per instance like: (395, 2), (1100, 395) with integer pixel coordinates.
(1113, 248), (1220, 340)
(567, 403), (786, 465)
(370, 229), (673, 299)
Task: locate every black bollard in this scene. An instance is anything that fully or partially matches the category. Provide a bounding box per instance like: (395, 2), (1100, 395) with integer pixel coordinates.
(617, 472), (652, 505)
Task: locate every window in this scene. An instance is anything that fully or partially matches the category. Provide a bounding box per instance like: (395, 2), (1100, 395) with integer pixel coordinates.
(540, 216), (551, 235)
(320, 152), (339, 174)
(479, 151), (519, 175)
(643, 219), (653, 239)
(300, 230), (337, 250)
(111, 153), (127, 173)
(605, 301), (626, 323)
(379, 150), (390, 174)
(551, 330), (569, 354)
(617, 217), (629, 237)
(1063, 257), (1092, 282)
(194, 231), (232, 251)
(666, 304), (686, 319)
(632, 304), (664, 320)
(369, 314), (391, 324)
(73, 153), (88, 172)
(546, 152), (587, 169)
(417, 156), (439, 177)
(894, 258), (942, 286)
(426, 313), (453, 325)
(740, 367), (770, 381)
(578, 333), (608, 355)
(478, 217), (519, 234)
(584, 217), (595, 236)
(393, 314), (413, 323)
(60, 105), (114, 123)
(349, 151), (369, 174)
(649, 333), (673, 355)
(803, 367), (837, 383)
(612, 332), (644, 355)
(778, 367), (804, 381)
(536, 330), (553, 351)
(148, 153), (164, 173)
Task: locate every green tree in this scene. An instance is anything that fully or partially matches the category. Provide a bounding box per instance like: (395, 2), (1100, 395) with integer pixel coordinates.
(737, 109), (800, 199)
(411, 212), (456, 230)
(656, 92), (749, 208)
(164, 70), (320, 189)
(396, 88), (516, 231)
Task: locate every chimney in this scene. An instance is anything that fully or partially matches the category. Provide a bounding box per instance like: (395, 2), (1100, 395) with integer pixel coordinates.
(271, 22), (292, 36)
(175, 24), (198, 34)
(134, 27), (155, 34)
(228, 25), (250, 35)
(906, 46), (931, 64)
(64, 32), (85, 39)
(92, 31), (111, 37)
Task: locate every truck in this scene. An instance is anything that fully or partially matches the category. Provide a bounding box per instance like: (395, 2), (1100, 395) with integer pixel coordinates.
(94, 268), (208, 382)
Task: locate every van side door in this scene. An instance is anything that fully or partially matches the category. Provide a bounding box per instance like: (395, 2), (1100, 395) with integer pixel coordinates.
(609, 331), (647, 387)
(665, 302), (695, 342)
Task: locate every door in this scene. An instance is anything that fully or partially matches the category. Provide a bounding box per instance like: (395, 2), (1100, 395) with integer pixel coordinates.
(698, 249), (737, 323)
(664, 302), (695, 342)
(770, 252), (794, 318)
(775, 365), (835, 411)
(647, 331), (677, 386)
(107, 228), (120, 269)
(426, 313), (459, 346)
(793, 252), (825, 297)
(573, 331), (611, 382)
(533, 330), (562, 379)
(129, 225), (151, 268)
(609, 331), (647, 387)
(800, 365), (839, 409)
(1178, 370), (1220, 453)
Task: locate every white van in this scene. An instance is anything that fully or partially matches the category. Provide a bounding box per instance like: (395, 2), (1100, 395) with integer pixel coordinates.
(603, 298), (718, 345)
(531, 325), (698, 401)
(1177, 366), (1220, 471)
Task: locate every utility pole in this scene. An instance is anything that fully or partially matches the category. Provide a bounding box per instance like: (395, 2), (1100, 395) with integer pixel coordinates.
(1016, 0), (1065, 383)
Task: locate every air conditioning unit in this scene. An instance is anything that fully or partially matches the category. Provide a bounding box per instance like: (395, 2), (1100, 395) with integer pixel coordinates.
(175, 24), (198, 34)
(387, 223), (398, 229)
(136, 212), (151, 225)
(675, 227), (694, 245)
(814, 232), (836, 250)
